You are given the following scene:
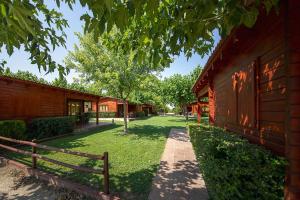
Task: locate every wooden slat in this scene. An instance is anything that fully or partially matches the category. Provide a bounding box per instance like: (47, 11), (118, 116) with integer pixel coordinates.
(0, 136), (103, 160)
(260, 89), (286, 102)
(260, 100), (286, 112)
(0, 144), (103, 174)
(260, 76), (286, 93)
(259, 65), (285, 84)
(260, 111), (285, 122)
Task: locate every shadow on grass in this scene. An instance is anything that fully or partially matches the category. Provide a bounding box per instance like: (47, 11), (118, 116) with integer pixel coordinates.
(127, 125), (185, 140)
(1, 118), (194, 200)
(43, 124), (123, 148)
(62, 158), (160, 200)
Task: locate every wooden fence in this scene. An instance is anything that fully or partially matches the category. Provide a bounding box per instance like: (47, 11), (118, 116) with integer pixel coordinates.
(0, 136), (109, 194)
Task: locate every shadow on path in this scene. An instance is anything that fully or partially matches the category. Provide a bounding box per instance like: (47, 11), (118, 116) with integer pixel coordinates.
(148, 129), (209, 200)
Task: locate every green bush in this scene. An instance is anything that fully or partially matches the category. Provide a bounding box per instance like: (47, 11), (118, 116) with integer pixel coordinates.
(136, 111), (145, 118)
(89, 112), (116, 118)
(0, 120), (26, 139)
(189, 124), (287, 200)
(81, 112), (92, 124)
(151, 111), (158, 116)
(27, 116), (76, 139)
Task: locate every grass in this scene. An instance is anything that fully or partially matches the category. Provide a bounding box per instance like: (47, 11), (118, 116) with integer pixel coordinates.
(5, 116), (196, 199)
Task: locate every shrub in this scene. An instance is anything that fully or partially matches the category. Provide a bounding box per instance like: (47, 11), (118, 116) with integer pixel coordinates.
(27, 116), (76, 139)
(151, 111), (158, 116)
(189, 124), (287, 200)
(81, 112), (92, 124)
(88, 112), (116, 118)
(136, 111), (145, 118)
(0, 120), (26, 139)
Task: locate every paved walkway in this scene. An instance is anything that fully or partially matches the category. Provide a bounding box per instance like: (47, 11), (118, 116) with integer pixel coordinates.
(148, 128), (208, 200)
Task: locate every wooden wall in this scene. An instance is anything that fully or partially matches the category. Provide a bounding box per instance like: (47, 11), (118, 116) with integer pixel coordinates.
(285, 1), (300, 199)
(193, 1), (300, 198)
(97, 98), (118, 112)
(0, 77), (100, 121)
(211, 3), (287, 155)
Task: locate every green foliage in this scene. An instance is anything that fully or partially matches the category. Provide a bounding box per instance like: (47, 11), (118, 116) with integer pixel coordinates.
(0, 0), (69, 76)
(1, 0), (279, 74)
(162, 74), (195, 110)
(0, 68), (100, 95)
(190, 65), (203, 83)
(65, 31), (164, 100)
(6, 116), (191, 199)
(136, 111), (146, 118)
(80, 112), (91, 124)
(189, 124), (287, 200)
(0, 120), (26, 139)
(1, 68), (48, 84)
(27, 116), (75, 139)
(65, 30), (165, 133)
(89, 112), (116, 118)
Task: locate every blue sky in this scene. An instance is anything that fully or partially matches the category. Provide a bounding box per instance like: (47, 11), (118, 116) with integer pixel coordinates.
(0, 2), (220, 83)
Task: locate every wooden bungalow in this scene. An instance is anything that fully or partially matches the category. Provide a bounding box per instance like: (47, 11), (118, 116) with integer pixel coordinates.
(94, 96), (124, 117)
(192, 1), (300, 199)
(0, 75), (102, 124)
(96, 97), (155, 117)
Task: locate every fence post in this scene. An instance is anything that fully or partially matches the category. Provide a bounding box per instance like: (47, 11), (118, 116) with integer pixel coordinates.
(32, 139), (37, 169)
(103, 152), (109, 194)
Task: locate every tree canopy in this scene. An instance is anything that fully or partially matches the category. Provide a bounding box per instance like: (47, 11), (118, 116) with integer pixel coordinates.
(65, 29), (165, 133)
(1, 0), (279, 75)
(161, 65), (202, 116)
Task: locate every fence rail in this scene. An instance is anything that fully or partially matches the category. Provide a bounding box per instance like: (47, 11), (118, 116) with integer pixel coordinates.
(0, 136), (109, 194)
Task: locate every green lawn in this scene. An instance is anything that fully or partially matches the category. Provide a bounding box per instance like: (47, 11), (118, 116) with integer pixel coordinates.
(6, 116), (196, 199)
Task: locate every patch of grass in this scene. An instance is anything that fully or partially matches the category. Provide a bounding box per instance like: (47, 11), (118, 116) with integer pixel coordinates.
(5, 116), (195, 199)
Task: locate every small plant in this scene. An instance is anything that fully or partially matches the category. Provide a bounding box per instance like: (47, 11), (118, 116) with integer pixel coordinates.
(0, 120), (26, 139)
(189, 124), (287, 200)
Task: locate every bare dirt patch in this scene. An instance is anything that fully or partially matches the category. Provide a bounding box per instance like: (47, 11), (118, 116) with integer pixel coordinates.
(0, 164), (92, 200)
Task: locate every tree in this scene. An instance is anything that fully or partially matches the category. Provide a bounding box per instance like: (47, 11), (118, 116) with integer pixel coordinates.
(65, 31), (164, 133)
(0, 67), (48, 84)
(0, 0), (69, 76)
(1, 0), (278, 74)
(190, 65), (203, 83)
(162, 73), (196, 121)
(130, 75), (168, 112)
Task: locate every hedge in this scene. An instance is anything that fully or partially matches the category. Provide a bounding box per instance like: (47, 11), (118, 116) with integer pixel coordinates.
(136, 111), (145, 118)
(27, 116), (76, 139)
(0, 120), (26, 139)
(89, 112), (116, 118)
(189, 124), (287, 200)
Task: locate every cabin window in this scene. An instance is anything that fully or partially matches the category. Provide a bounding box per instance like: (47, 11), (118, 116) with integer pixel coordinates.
(99, 105), (108, 112)
(68, 101), (81, 116)
(84, 102), (92, 112)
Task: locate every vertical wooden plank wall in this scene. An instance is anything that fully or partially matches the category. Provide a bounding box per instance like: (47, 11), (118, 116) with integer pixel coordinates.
(285, 0), (300, 199)
(0, 77), (100, 121)
(208, 81), (215, 124)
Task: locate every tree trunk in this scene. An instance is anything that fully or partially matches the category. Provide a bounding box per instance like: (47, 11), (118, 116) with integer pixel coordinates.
(185, 105), (188, 121)
(123, 99), (128, 134)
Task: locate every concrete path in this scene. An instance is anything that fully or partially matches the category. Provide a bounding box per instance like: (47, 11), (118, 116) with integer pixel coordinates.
(148, 128), (208, 200)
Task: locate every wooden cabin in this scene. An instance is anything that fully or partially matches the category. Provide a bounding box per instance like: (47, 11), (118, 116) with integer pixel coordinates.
(96, 97), (155, 117)
(94, 97), (124, 117)
(0, 76), (101, 123)
(192, 1), (300, 199)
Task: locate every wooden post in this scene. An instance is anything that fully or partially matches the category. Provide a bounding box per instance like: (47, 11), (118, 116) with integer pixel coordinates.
(96, 100), (99, 125)
(32, 139), (37, 169)
(197, 103), (202, 124)
(103, 152), (109, 194)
